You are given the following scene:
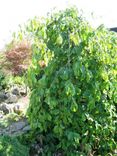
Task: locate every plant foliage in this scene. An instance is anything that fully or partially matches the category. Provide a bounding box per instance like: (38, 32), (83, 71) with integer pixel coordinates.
(0, 71), (7, 90)
(0, 135), (29, 156)
(5, 41), (31, 76)
(27, 7), (117, 155)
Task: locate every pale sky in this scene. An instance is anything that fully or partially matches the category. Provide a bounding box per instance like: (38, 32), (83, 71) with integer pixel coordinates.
(0, 0), (117, 50)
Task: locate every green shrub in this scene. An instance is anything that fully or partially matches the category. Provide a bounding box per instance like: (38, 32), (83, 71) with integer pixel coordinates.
(0, 71), (7, 89)
(0, 135), (29, 156)
(27, 7), (117, 155)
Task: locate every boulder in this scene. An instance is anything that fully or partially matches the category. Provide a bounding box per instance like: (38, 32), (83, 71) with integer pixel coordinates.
(0, 118), (30, 136)
(11, 121), (27, 132)
(0, 92), (8, 103)
(19, 86), (27, 96)
(13, 103), (23, 114)
(22, 125), (30, 131)
(12, 87), (20, 96)
(0, 103), (13, 114)
(5, 93), (11, 98)
(0, 111), (4, 118)
(6, 94), (18, 103)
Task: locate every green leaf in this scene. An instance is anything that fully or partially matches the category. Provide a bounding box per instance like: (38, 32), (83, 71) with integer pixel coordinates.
(88, 97), (95, 110)
(56, 34), (63, 45)
(70, 98), (78, 112)
(65, 80), (75, 97)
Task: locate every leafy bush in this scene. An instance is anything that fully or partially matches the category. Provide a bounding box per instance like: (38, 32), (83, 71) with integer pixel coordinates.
(27, 8), (117, 155)
(5, 40), (31, 76)
(0, 135), (29, 156)
(0, 71), (7, 89)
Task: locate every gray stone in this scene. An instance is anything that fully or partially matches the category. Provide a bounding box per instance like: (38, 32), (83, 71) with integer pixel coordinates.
(0, 92), (7, 103)
(12, 131), (24, 136)
(12, 87), (20, 96)
(11, 121), (26, 131)
(0, 118), (30, 136)
(19, 86), (27, 96)
(13, 104), (22, 114)
(0, 111), (4, 118)
(0, 103), (12, 114)
(5, 93), (11, 98)
(22, 125), (30, 131)
(6, 94), (18, 103)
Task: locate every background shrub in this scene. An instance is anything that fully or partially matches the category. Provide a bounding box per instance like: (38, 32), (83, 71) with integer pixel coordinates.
(5, 40), (31, 76)
(27, 8), (117, 155)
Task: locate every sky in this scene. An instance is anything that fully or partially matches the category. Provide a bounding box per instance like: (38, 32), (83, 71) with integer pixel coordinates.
(0, 0), (117, 50)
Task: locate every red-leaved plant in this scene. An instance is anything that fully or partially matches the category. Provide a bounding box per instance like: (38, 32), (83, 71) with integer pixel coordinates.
(5, 40), (31, 75)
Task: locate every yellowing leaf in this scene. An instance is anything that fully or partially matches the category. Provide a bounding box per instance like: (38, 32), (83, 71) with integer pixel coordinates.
(69, 33), (79, 45)
(56, 35), (63, 45)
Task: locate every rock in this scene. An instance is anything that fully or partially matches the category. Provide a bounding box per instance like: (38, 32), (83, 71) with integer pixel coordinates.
(12, 87), (20, 96)
(12, 131), (24, 136)
(0, 92), (8, 103)
(13, 104), (22, 114)
(22, 125), (30, 131)
(6, 94), (18, 103)
(11, 121), (26, 131)
(0, 111), (4, 118)
(5, 93), (11, 99)
(19, 86), (27, 96)
(0, 118), (30, 136)
(0, 103), (13, 114)
(0, 114), (4, 118)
